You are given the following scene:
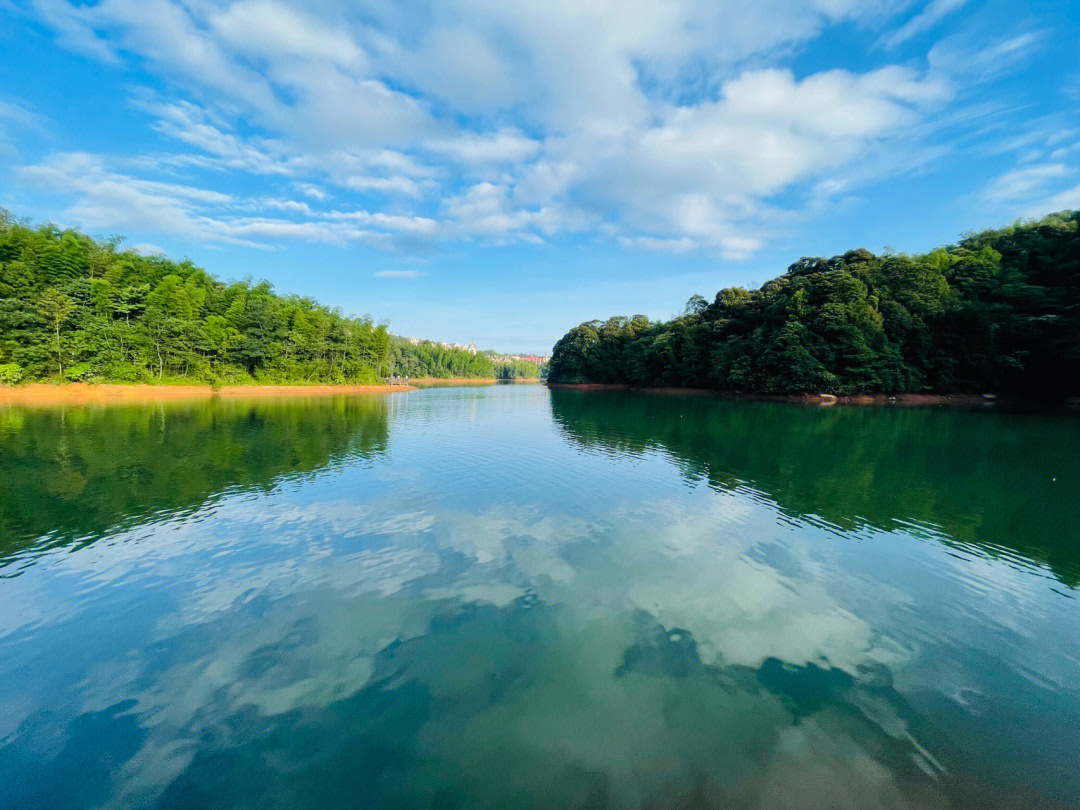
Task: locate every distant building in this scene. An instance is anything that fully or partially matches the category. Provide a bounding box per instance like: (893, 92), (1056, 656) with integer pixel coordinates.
(488, 353), (550, 365)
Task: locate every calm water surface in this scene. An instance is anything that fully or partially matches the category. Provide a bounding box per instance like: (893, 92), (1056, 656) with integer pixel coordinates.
(1, 386), (1079, 809)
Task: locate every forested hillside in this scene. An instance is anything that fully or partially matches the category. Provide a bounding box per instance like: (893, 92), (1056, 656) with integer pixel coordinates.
(548, 212), (1080, 397)
(0, 212), (488, 385)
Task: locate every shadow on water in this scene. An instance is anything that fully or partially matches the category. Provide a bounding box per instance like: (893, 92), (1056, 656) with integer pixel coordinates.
(549, 388), (1080, 584)
(0, 396), (390, 561)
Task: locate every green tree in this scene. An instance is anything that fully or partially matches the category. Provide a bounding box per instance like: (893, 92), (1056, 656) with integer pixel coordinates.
(0, 211), (503, 386)
(37, 288), (75, 377)
(549, 210), (1080, 397)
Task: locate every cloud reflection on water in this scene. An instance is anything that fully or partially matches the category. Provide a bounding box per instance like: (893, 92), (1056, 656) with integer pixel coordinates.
(1, 387), (1079, 809)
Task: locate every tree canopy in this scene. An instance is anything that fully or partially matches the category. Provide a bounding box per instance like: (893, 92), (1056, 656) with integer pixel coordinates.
(0, 212), (491, 385)
(548, 211), (1080, 396)
(493, 358), (546, 379)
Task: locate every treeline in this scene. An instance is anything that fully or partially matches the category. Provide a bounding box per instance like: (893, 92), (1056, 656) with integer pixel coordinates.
(388, 343), (548, 380)
(548, 212), (1080, 396)
(391, 338), (495, 379)
(493, 359), (545, 379)
(0, 212), (489, 385)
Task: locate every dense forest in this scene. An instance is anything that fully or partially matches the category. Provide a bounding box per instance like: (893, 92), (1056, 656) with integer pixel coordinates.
(0, 212), (492, 385)
(493, 358), (546, 379)
(548, 212), (1080, 397)
(391, 338), (496, 379)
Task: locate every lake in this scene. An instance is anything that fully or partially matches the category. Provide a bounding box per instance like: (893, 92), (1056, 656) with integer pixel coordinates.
(1, 385), (1078, 809)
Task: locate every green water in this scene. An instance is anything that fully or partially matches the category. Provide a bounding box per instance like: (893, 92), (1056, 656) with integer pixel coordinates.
(1, 386), (1078, 809)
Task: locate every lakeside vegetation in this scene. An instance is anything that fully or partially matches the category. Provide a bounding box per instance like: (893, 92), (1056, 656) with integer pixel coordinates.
(493, 358), (547, 379)
(391, 337), (495, 380)
(0, 211), (501, 385)
(548, 212), (1080, 397)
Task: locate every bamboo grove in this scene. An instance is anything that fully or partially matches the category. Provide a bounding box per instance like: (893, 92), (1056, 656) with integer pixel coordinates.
(0, 211), (495, 385)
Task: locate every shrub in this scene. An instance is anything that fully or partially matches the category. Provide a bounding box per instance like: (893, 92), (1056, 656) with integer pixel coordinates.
(0, 363), (24, 384)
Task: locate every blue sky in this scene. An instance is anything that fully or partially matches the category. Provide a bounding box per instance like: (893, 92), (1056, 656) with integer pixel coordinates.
(1, 0), (1078, 352)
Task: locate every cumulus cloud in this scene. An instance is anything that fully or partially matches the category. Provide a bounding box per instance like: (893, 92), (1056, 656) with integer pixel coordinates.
(443, 182), (594, 241)
(20, 0), (994, 253)
(540, 65), (949, 254)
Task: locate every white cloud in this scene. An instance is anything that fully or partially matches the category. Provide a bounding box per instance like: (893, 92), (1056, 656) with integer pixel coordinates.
(425, 129), (542, 166)
(543, 65), (948, 254)
(387, 24), (523, 112)
(1026, 182), (1080, 217)
(260, 198), (315, 215)
(985, 163), (1071, 202)
(22, 0), (987, 254)
(342, 175), (425, 197)
(375, 269), (423, 279)
(19, 152), (234, 240)
(127, 242), (167, 256)
(443, 181), (593, 241)
(928, 30), (1043, 82)
(880, 0), (967, 48)
(135, 99), (291, 175)
(619, 235), (698, 254)
(0, 98), (48, 132)
(208, 0), (364, 68)
(294, 182), (329, 201)
(30, 0), (119, 63)
(326, 208), (438, 235)
(0, 98), (48, 155)
(18, 152), (433, 248)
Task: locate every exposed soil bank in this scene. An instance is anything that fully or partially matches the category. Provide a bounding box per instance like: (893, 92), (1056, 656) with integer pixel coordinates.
(0, 383), (415, 406)
(546, 383), (997, 407)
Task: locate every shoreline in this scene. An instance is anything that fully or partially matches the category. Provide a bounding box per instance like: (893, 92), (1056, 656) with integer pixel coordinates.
(407, 377), (541, 385)
(0, 382), (416, 406)
(546, 383), (1000, 407)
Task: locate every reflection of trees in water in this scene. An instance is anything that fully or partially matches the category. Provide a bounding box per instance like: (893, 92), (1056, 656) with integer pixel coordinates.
(550, 389), (1080, 585)
(0, 397), (390, 558)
